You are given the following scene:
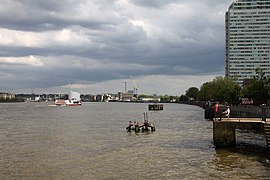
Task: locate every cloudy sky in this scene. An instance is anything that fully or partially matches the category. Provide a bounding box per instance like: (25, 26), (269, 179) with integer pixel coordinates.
(0, 0), (234, 95)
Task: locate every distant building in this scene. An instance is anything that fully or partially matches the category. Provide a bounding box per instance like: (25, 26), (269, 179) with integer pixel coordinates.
(0, 92), (15, 99)
(225, 0), (270, 85)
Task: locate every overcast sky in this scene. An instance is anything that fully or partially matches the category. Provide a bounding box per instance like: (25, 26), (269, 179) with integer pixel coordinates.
(0, 0), (234, 95)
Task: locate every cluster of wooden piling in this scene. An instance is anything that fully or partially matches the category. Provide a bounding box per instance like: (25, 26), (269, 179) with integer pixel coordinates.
(126, 113), (155, 132)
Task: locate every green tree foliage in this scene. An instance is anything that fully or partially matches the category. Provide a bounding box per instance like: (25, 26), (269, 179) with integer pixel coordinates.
(242, 67), (269, 105)
(198, 81), (214, 101)
(179, 95), (189, 101)
(198, 76), (241, 104)
(185, 87), (199, 100)
(182, 70), (269, 106)
(0, 97), (24, 102)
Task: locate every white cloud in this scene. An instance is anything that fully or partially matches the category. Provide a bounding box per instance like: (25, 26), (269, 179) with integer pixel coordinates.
(0, 55), (44, 67)
(0, 28), (43, 47)
(0, 27), (91, 48)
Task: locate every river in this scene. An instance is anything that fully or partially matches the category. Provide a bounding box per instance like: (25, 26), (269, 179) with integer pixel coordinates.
(0, 102), (269, 179)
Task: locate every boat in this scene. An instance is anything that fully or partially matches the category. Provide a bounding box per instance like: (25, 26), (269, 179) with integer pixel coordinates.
(54, 91), (82, 106)
(148, 104), (163, 111)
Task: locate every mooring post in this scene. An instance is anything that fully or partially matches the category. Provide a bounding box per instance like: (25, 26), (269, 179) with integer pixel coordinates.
(262, 104), (266, 122)
(213, 121), (236, 147)
(135, 124), (140, 133)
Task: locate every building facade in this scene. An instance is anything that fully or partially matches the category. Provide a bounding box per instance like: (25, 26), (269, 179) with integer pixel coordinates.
(0, 92), (15, 99)
(226, 0), (270, 84)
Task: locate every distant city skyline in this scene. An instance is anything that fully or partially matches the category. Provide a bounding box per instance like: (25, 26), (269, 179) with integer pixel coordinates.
(0, 0), (234, 95)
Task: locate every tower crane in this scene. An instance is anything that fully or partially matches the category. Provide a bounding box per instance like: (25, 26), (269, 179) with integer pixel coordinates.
(122, 81), (127, 94)
(130, 75), (138, 95)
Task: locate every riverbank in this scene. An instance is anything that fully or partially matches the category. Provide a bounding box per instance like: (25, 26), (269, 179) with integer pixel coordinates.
(179, 101), (270, 118)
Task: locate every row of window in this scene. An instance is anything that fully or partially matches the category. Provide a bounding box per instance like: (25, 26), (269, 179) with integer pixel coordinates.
(230, 11), (270, 15)
(230, 43), (270, 46)
(229, 60), (270, 63)
(230, 40), (270, 44)
(231, 64), (270, 67)
(234, 2), (270, 6)
(229, 18), (270, 22)
(230, 64), (270, 67)
(230, 15), (270, 19)
(229, 53), (269, 56)
(233, 6), (270, 10)
(230, 36), (270, 39)
(229, 21), (270, 28)
(229, 68), (270, 72)
(228, 26), (270, 30)
(229, 43), (270, 46)
(229, 57), (270, 61)
(230, 29), (270, 32)
(229, 69), (270, 74)
(229, 46), (270, 51)
(229, 72), (267, 76)
(230, 26), (270, 29)
(230, 48), (270, 53)
(229, 47), (270, 51)
(230, 53), (269, 57)
(230, 32), (270, 36)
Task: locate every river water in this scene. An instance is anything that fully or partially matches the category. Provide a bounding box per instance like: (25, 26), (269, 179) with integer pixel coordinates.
(0, 102), (269, 179)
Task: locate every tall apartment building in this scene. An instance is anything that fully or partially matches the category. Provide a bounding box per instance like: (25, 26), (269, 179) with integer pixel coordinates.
(225, 0), (270, 85)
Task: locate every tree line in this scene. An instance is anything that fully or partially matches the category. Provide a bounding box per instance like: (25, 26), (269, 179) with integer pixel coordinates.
(0, 97), (24, 102)
(180, 69), (270, 106)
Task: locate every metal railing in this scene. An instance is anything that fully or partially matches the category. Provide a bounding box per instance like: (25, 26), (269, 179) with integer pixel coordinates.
(230, 105), (270, 118)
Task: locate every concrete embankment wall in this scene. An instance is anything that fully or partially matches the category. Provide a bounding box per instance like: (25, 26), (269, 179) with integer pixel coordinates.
(179, 101), (270, 118)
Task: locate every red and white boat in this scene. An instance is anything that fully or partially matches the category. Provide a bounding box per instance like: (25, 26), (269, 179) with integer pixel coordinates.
(54, 91), (82, 106)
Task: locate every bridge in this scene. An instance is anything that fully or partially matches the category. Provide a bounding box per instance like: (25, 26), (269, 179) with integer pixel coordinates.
(213, 117), (270, 155)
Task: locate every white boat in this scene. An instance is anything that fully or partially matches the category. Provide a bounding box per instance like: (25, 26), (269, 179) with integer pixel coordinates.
(54, 91), (82, 106)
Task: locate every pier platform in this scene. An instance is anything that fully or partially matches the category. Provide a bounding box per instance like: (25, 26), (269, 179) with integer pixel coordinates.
(213, 118), (270, 155)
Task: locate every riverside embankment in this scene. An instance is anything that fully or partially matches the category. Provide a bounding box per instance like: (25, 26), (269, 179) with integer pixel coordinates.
(179, 101), (270, 118)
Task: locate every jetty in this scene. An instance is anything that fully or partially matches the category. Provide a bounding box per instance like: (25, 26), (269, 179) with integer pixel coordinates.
(204, 103), (270, 155)
(126, 113), (156, 132)
(213, 118), (269, 150)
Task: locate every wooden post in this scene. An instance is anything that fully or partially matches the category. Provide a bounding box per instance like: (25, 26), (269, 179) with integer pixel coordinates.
(262, 104), (267, 122)
(135, 124), (140, 133)
(213, 121), (236, 147)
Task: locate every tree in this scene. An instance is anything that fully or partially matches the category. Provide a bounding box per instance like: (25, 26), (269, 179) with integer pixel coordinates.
(212, 76), (241, 104)
(185, 87), (199, 101)
(198, 81), (214, 101)
(198, 76), (241, 104)
(242, 67), (269, 105)
(179, 95), (189, 101)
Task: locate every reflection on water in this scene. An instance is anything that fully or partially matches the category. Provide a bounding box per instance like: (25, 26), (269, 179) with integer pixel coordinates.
(0, 102), (269, 179)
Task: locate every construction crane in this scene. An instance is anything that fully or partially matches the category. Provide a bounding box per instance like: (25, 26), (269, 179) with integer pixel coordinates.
(122, 81), (127, 94)
(130, 75), (138, 95)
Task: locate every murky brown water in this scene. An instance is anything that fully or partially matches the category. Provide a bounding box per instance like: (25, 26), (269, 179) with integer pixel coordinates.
(0, 102), (269, 179)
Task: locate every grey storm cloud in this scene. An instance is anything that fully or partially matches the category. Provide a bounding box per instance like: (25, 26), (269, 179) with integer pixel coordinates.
(0, 0), (234, 93)
(130, 0), (181, 8)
